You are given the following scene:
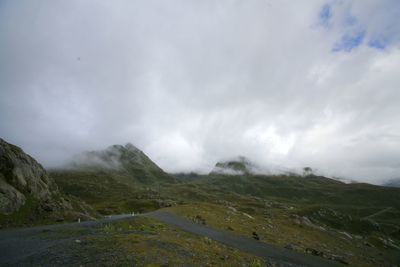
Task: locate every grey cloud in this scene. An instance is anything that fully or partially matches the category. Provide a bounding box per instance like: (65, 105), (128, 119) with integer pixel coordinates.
(0, 0), (399, 184)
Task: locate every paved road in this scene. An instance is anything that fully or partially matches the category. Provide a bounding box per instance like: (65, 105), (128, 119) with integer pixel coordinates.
(0, 214), (134, 266)
(148, 211), (340, 267)
(0, 212), (340, 267)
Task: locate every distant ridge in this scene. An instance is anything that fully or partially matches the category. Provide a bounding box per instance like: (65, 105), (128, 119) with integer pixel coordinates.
(67, 143), (174, 184)
(211, 156), (259, 175)
(384, 178), (400, 188)
(210, 156), (297, 176)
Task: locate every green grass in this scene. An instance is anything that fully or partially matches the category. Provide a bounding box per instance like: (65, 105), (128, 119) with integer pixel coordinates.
(38, 216), (266, 266)
(50, 169), (177, 215)
(50, 168), (400, 266)
(0, 197), (42, 227)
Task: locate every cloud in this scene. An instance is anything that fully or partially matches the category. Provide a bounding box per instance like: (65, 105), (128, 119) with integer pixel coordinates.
(332, 31), (365, 52)
(0, 0), (399, 184)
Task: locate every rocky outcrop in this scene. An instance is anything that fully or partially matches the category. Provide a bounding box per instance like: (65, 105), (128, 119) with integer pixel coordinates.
(211, 156), (258, 175)
(0, 138), (62, 215)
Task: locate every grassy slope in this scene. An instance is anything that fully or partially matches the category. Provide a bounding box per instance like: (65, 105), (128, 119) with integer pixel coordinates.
(50, 168), (178, 215)
(0, 193), (97, 228)
(51, 169), (400, 266)
(161, 174), (400, 266)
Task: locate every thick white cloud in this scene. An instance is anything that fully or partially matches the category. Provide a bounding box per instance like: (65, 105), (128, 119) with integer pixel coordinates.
(0, 0), (399, 183)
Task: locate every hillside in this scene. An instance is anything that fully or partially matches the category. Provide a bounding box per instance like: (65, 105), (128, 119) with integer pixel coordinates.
(384, 178), (400, 188)
(163, 170), (400, 266)
(2, 139), (400, 266)
(67, 143), (174, 184)
(0, 138), (94, 228)
(50, 143), (177, 214)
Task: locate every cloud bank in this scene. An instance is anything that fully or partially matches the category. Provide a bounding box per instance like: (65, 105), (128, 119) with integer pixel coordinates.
(1, 0), (400, 183)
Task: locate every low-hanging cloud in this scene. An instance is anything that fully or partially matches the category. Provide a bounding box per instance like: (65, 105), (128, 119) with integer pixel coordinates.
(0, 0), (399, 184)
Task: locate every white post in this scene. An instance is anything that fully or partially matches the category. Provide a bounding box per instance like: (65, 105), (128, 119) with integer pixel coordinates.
(78, 217), (81, 223)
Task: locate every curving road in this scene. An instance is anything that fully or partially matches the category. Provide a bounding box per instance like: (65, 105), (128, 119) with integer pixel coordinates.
(0, 214), (134, 266)
(0, 212), (340, 267)
(147, 211), (340, 267)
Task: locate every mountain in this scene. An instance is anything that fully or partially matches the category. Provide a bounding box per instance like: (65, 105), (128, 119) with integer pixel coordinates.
(0, 138), (93, 227)
(211, 156), (263, 175)
(0, 138), (61, 215)
(50, 143), (176, 214)
(67, 143), (173, 184)
(210, 156), (296, 176)
(384, 178), (400, 188)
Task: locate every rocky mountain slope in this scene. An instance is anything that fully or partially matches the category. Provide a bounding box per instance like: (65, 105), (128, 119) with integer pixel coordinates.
(0, 138), (95, 227)
(0, 138), (64, 215)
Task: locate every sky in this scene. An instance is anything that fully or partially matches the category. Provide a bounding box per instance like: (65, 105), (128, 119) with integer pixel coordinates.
(1, 0), (400, 184)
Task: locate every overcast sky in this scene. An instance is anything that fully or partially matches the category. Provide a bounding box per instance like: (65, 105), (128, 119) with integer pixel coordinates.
(1, 0), (400, 183)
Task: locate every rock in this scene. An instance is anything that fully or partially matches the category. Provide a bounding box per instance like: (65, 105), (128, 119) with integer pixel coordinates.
(293, 215), (325, 231)
(227, 206), (237, 212)
(328, 255), (349, 265)
(0, 138), (64, 215)
(284, 244), (295, 250)
(252, 231), (260, 240)
(339, 231), (353, 239)
(305, 248), (324, 257)
(364, 241), (374, 247)
(243, 212), (254, 219)
(194, 215), (206, 225)
(211, 156), (256, 175)
(157, 199), (177, 208)
(300, 216), (314, 227)
(0, 179), (26, 214)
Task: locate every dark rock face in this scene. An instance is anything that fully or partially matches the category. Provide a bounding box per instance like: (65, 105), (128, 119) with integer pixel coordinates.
(211, 156), (256, 175)
(0, 138), (61, 215)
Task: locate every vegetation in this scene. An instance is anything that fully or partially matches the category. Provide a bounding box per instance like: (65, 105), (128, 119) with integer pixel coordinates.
(50, 165), (400, 266)
(50, 169), (177, 215)
(34, 216), (266, 266)
(161, 173), (400, 266)
(0, 194), (97, 228)
(6, 142), (398, 266)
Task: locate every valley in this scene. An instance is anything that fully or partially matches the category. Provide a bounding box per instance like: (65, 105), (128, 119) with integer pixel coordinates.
(1, 139), (399, 266)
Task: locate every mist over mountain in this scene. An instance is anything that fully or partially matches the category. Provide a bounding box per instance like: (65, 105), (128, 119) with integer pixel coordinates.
(1, 1), (400, 265)
(68, 143), (162, 172)
(384, 178), (400, 188)
(1, 1), (400, 184)
(60, 143), (174, 185)
(211, 156), (296, 176)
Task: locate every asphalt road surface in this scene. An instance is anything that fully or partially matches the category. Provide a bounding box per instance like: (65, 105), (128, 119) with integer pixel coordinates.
(147, 211), (340, 267)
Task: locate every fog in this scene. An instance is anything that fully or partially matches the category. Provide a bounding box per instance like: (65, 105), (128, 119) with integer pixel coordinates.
(1, 0), (400, 184)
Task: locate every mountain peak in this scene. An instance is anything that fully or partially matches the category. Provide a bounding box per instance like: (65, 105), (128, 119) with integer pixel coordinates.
(211, 156), (258, 175)
(125, 143), (139, 151)
(66, 143), (174, 184)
